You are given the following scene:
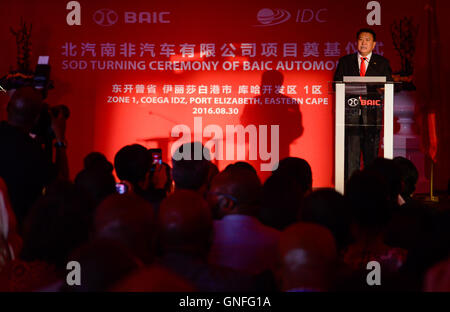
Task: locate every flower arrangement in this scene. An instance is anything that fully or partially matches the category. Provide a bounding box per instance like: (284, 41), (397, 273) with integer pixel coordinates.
(0, 19), (34, 91)
(391, 17), (419, 91)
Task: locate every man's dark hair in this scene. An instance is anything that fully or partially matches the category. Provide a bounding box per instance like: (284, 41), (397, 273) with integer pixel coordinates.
(345, 170), (392, 230)
(356, 28), (376, 41)
(7, 86), (43, 129)
(225, 161), (257, 175)
(274, 157), (312, 193)
(393, 156), (419, 199)
(258, 157), (312, 230)
(114, 144), (150, 185)
(75, 169), (116, 207)
(84, 152), (113, 173)
(300, 188), (351, 251)
(172, 142), (211, 191)
(364, 158), (401, 205)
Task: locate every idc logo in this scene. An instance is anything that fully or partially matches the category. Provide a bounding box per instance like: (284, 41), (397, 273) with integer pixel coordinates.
(254, 8), (291, 27)
(93, 9), (119, 27)
(347, 98), (359, 107)
(253, 8), (327, 27)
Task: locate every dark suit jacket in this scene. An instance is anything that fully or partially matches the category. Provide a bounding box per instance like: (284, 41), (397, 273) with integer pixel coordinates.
(334, 53), (393, 127)
(333, 53), (393, 82)
(0, 121), (55, 228)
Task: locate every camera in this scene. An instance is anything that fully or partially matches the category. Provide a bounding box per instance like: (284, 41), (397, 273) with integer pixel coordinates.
(29, 103), (70, 161)
(149, 148), (162, 169)
(31, 104), (70, 139)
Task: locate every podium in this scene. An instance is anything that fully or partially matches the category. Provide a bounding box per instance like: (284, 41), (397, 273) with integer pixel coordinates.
(334, 76), (395, 194)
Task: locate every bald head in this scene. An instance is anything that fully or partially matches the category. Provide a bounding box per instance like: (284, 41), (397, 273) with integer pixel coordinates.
(95, 194), (155, 232)
(158, 190), (212, 254)
(209, 166), (261, 216)
(7, 87), (43, 130)
(279, 222), (337, 291)
(94, 193), (156, 263)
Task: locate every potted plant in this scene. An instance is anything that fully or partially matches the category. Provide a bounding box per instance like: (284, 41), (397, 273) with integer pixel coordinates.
(0, 19), (34, 94)
(391, 17), (419, 136)
(391, 17), (419, 91)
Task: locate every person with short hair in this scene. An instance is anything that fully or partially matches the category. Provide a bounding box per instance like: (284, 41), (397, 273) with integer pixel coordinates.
(171, 142), (211, 195)
(0, 87), (66, 229)
(342, 169), (407, 273)
(385, 157), (433, 252)
(157, 190), (257, 291)
(114, 144), (151, 189)
(114, 144), (168, 210)
(392, 156), (419, 203)
(207, 166), (280, 275)
(300, 188), (351, 252)
(94, 193), (156, 264)
(334, 28), (393, 180)
(259, 157), (313, 230)
(75, 152), (116, 208)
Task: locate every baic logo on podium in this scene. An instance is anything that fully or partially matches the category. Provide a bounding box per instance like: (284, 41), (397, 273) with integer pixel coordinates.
(360, 99), (381, 106)
(347, 98), (359, 107)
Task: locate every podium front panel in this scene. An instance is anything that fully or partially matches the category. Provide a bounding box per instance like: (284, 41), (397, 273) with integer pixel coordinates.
(334, 80), (393, 194)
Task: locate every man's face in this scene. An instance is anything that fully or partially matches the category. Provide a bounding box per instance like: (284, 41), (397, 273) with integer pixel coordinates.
(357, 32), (376, 56)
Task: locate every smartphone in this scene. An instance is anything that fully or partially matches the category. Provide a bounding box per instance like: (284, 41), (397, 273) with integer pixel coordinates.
(149, 148), (162, 166)
(115, 182), (128, 194)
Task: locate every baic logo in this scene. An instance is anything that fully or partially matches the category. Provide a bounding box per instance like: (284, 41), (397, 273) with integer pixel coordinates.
(347, 98), (359, 107)
(92, 9), (170, 26)
(361, 99), (381, 106)
(93, 8), (119, 27)
(254, 8), (291, 27)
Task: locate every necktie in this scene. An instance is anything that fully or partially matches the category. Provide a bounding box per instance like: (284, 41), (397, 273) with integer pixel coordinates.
(360, 57), (367, 76)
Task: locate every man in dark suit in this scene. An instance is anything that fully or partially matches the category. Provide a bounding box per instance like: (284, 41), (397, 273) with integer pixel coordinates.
(333, 28), (393, 180)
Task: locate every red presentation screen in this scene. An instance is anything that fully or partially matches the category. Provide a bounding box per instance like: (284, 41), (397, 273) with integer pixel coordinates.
(0, 0), (425, 186)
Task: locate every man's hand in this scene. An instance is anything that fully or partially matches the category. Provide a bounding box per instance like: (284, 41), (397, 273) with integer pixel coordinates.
(51, 108), (69, 180)
(51, 109), (67, 141)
